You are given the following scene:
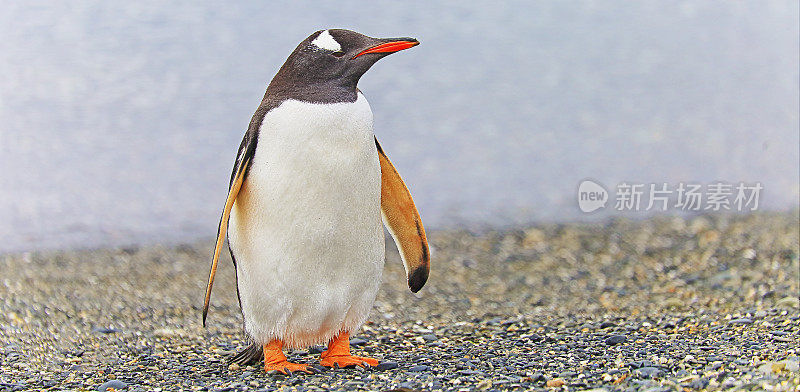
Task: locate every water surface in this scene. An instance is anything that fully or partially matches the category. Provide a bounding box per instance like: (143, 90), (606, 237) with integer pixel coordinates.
(1, 1), (798, 252)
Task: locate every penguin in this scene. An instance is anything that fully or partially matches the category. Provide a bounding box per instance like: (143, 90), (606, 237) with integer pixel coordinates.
(202, 29), (430, 374)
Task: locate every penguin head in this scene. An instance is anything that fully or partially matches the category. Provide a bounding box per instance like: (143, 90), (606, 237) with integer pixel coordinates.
(274, 29), (419, 89)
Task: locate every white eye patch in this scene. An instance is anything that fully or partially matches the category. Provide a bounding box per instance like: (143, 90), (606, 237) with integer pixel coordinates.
(311, 30), (342, 52)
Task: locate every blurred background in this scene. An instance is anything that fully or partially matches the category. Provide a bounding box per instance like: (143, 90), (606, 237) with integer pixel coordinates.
(0, 1), (797, 253)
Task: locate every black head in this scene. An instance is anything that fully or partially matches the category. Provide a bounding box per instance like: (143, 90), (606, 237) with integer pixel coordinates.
(265, 29), (419, 103)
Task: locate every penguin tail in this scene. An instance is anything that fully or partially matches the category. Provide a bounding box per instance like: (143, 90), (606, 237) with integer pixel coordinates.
(228, 342), (264, 366)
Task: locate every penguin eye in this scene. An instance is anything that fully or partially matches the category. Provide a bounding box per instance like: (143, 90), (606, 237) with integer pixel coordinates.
(331, 50), (345, 58)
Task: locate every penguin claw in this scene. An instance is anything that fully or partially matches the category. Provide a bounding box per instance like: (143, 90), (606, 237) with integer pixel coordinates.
(264, 362), (313, 375)
(320, 355), (380, 368)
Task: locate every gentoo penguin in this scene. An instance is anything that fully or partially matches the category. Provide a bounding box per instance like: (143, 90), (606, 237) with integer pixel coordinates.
(202, 29), (430, 374)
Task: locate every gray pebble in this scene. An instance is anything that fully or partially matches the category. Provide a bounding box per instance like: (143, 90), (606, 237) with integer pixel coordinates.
(349, 338), (367, 346)
(605, 335), (627, 345)
(629, 360), (654, 369)
(92, 327), (120, 334)
(689, 378), (710, 389)
(308, 345), (325, 354)
(408, 365), (429, 372)
(398, 382), (416, 389)
(634, 367), (664, 379)
(376, 361), (398, 371)
(97, 380), (127, 391)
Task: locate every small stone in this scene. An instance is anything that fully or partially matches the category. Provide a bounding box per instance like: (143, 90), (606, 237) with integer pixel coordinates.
(758, 362), (773, 374)
(421, 334), (438, 342)
(92, 327), (119, 334)
(228, 363), (240, 371)
(311, 364), (327, 373)
(599, 321), (616, 329)
(546, 378), (565, 387)
(486, 317), (503, 325)
(153, 328), (176, 338)
(689, 378), (709, 389)
(408, 365), (429, 372)
(97, 380), (127, 391)
(349, 338), (367, 346)
(728, 318), (752, 325)
(634, 367), (664, 379)
(309, 345), (326, 354)
(477, 379), (492, 390)
(376, 361), (398, 371)
(629, 360), (654, 369)
(605, 335), (627, 345)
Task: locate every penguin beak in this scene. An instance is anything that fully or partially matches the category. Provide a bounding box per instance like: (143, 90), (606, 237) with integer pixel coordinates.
(352, 39), (419, 59)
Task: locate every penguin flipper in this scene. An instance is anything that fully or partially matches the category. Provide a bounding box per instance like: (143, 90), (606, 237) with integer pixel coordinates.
(375, 138), (430, 292)
(203, 125), (259, 327)
(202, 156), (250, 326)
(202, 127), (258, 326)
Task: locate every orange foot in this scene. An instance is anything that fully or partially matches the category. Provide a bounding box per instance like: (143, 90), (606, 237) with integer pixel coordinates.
(319, 331), (379, 368)
(263, 340), (313, 375)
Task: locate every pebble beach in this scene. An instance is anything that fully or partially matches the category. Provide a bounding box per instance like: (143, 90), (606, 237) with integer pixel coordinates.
(1, 212), (798, 391)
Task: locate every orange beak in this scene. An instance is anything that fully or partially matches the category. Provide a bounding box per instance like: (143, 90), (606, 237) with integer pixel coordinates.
(352, 40), (419, 59)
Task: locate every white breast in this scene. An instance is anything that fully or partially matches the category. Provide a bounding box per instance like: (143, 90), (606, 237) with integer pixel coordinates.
(227, 93), (385, 349)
